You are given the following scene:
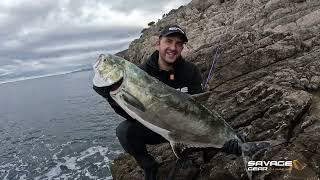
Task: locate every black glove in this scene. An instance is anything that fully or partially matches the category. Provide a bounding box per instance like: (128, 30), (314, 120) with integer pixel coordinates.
(222, 139), (242, 155)
(93, 85), (133, 120)
(93, 85), (111, 99)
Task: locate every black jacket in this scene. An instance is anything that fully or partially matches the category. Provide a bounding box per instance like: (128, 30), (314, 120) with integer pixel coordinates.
(140, 51), (203, 94)
(93, 50), (203, 119)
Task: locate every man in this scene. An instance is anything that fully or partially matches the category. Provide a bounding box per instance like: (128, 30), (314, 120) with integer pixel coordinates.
(94, 25), (241, 180)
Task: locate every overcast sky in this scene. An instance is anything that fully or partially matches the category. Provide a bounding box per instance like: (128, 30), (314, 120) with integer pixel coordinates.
(0, 0), (191, 82)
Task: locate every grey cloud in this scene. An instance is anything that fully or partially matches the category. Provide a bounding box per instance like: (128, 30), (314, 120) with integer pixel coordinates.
(0, 1), (58, 35)
(0, 0), (191, 83)
(110, 0), (170, 12)
(0, 24), (141, 65)
(109, 0), (187, 13)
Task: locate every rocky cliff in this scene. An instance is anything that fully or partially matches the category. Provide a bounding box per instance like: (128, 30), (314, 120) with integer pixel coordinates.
(111, 0), (320, 179)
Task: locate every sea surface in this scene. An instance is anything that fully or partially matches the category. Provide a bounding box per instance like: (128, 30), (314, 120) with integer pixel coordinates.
(0, 70), (123, 179)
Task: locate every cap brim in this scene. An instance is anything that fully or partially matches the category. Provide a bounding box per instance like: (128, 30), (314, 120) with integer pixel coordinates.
(161, 31), (188, 42)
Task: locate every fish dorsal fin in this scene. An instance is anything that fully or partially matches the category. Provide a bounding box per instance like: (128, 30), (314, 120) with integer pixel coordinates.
(170, 141), (189, 159)
(191, 91), (211, 101)
(121, 90), (145, 112)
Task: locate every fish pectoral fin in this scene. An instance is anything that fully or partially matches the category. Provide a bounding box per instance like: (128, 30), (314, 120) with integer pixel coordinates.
(170, 141), (189, 159)
(121, 90), (145, 112)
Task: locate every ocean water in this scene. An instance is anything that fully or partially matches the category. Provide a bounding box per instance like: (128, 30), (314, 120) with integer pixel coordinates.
(0, 70), (123, 179)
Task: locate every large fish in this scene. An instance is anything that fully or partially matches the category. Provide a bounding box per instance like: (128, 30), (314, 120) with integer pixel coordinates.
(92, 54), (283, 179)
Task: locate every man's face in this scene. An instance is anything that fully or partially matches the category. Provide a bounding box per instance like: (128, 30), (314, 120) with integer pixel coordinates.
(156, 34), (185, 65)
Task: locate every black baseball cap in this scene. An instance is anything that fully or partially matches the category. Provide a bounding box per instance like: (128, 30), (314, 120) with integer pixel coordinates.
(159, 25), (188, 42)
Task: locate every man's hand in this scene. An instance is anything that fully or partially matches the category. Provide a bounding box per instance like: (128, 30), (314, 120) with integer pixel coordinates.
(222, 139), (242, 155)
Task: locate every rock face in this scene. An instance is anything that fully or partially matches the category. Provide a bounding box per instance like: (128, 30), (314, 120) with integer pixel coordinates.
(111, 0), (320, 179)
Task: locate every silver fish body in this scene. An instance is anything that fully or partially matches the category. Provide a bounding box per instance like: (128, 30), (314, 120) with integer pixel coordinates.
(93, 54), (283, 179)
(93, 54), (241, 157)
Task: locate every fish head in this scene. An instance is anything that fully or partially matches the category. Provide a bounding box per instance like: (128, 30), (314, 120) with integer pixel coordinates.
(93, 54), (124, 90)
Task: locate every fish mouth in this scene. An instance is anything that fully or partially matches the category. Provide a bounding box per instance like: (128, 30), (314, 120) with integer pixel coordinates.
(110, 77), (123, 93)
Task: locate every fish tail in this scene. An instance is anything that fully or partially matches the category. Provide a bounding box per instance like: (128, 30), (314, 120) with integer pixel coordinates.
(241, 140), (285, 180)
